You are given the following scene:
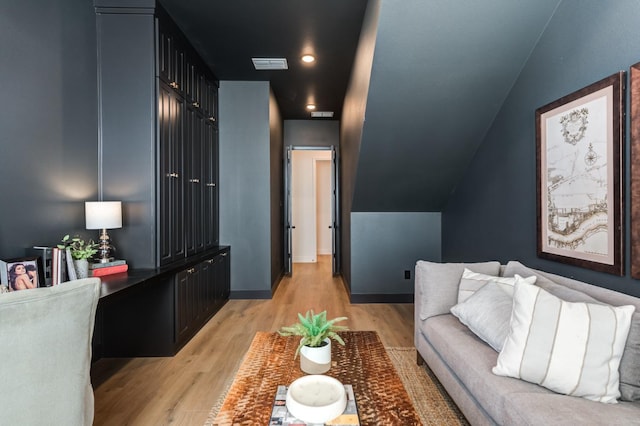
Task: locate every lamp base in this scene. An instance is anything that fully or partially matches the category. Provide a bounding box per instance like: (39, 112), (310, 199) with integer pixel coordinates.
(96, 229), (115, 263)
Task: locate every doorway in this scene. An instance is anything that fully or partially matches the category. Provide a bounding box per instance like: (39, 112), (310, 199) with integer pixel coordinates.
(284, 146), (340, 276)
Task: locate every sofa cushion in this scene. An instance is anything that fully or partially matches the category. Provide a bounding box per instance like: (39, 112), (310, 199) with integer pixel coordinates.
(415, 260), (500, 320)
(458, 268), (536, 303)
(421, 314), (551, 425)
(503, 392), (640, 426)
(450, 281), (514, 351)
(503, 261), (640, 402)
(493, 278), (635, 403)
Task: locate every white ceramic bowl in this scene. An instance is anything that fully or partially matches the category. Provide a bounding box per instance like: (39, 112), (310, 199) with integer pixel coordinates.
(285, 375), (347, 424)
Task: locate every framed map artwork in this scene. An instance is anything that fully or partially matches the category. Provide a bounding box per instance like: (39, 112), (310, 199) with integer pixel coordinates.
(631, 63), (640, 278)
(536, 72), (625, 275)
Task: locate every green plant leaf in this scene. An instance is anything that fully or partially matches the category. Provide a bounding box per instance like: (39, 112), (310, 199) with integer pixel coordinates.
(277, 309), (349, 358)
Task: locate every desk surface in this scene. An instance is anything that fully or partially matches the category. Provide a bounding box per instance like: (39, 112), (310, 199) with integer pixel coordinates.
(98, 246), (230, 300)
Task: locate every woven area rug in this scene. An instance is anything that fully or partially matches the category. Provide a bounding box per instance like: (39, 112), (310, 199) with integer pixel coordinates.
(205, 345), (468, 425)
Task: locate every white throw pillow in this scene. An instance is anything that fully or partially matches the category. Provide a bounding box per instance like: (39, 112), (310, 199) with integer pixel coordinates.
(450, 281), (514, 351)
(458, 268), (536, 303)
(493, 277), (635, 403)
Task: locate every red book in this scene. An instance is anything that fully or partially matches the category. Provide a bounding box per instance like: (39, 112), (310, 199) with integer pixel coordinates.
(91, 264), (129, 277)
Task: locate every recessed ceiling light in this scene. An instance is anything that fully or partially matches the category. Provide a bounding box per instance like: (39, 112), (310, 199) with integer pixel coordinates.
(306, 104), (316, 110)
(301, 54), (315, 64)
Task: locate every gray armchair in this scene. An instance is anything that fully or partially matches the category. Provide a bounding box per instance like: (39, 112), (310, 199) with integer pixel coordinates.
(0, 278), (101, 425)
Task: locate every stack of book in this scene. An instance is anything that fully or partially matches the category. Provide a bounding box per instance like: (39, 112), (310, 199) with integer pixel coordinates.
(90, 259), (128, 277)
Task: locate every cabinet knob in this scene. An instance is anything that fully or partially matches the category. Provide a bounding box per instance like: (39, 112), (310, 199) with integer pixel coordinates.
(207, 259), (214, 264)
(187, 267), (195, 274)
(221, 252), (228, 257)
(189, 178), (200, 183)
(192, 102), (200, 108)
(208, 117), (216, 122)
(167, 172), (179, 178)
(206, 183), (216, 187)
(170, 81), (179, 89)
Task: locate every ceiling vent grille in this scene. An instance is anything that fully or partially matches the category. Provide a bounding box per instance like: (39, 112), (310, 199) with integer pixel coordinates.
(311, 111), (334, 118)
(252, 58), (288, 70)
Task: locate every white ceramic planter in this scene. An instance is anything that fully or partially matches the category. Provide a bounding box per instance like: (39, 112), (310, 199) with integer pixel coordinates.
(300, 338), (331, 374)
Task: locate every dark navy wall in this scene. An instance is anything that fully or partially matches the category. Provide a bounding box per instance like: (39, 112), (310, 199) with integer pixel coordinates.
(351, 212), (441, 302)
(219, 81), (271, 296)
(284, 120), (339, 148)
(0, 0), (98, 258)
(443, 0), (640, 297)
(270, 89), (284, 289)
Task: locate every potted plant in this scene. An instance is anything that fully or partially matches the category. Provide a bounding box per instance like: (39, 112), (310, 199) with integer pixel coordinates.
(278, 310), (348, 374)
(58, 235), (98, 279)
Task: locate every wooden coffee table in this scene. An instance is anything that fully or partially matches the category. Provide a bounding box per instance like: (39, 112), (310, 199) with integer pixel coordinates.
(213, 331), (421, 425)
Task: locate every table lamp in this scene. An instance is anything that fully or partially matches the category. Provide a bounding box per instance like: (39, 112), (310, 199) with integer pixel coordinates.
(85, 201), (122, 263)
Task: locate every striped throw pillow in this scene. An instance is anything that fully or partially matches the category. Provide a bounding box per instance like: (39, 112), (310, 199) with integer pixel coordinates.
(457, 268), (536, 303)
(493, 276), (635, 403)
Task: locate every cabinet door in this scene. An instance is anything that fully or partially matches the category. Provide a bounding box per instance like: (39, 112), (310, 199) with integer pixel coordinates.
(203, 79), (215, 120)
(188, 265), (201, 326)
(159, 82), (185, 265)
(158, 24), (183, 94)
(185, 61), (195, 103)
(201, 257), (216, 316)
(174, 269), (190, 344)
(184, 105), (203, 256)
(175, 265), (201, 346)
(215, 250), (230, 308)
(203, 118), (218, 249)
(158, 26), (173, 84)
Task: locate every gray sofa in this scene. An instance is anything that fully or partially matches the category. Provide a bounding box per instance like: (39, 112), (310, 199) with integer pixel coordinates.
(414, 260), (640, 425)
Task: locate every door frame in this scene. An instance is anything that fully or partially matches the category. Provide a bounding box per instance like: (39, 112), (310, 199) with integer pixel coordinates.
(284, 145), (340, 276)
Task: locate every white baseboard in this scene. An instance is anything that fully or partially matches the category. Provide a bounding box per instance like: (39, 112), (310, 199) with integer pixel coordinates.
(293, 256), (316, 263)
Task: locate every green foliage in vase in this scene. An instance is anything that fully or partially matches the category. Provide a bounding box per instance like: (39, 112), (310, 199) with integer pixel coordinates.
(57, 234), (99, 260)
(278, 310), (349, 358)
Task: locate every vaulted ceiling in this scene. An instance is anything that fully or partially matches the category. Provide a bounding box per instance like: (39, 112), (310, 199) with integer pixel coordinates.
(159, 0), (562, 212)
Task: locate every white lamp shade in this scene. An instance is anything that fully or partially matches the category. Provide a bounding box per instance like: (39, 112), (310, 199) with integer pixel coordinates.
(85, 201), (122, 230)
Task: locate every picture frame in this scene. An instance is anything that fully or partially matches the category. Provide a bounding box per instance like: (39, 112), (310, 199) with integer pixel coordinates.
(536, 72), (625, 275)
(631, 63), (640, 278)
(3, 257), (45, 291)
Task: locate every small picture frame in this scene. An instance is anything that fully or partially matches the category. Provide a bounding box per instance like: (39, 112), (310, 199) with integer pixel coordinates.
(3, 257), (45, 291)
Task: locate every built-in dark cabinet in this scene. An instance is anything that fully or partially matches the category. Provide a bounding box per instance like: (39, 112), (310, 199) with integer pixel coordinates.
(93, 247), (231, 361)
(174, 248), (230, 348)
(96, 2), (218, 269)
(158, 14), (219, 266)
(94, 2), (227, 361)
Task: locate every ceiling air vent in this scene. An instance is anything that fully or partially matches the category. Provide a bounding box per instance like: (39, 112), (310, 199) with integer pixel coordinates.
(252, 58), (288, 70)
(311, 111), (334, 118)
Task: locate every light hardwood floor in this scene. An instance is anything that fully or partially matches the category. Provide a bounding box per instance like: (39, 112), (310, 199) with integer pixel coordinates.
(92, 256), (415, 425)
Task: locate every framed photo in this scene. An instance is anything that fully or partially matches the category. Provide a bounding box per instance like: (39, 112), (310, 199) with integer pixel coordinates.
(631, 63), (640, 278)
(3, 257), (45, 291)
(536, 72), (625, 275)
